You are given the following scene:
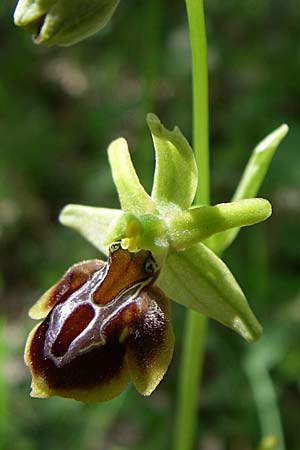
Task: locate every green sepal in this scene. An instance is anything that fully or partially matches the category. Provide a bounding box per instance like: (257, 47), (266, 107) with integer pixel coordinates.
(166, 198), (272, 250)
(59, 204), (123, 255)
(108, 138), (157, 215)
(147, 113), (198, 211)
(212, 124), (288, 253)
(158, 243), (262, 342)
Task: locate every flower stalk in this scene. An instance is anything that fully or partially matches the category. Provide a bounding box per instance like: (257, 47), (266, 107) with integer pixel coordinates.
(173, 1), (209, 448)
(174, 1), (288, 449)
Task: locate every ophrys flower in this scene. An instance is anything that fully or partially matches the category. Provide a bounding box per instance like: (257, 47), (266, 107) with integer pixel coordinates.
(25, 244), (174, 401)
(25, 114), (287, 401)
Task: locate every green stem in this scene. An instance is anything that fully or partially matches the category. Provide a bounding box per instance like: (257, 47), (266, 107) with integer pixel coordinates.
(173, 313), (207, 450)
(187, 0), (210, 206)
(173, 1), (209, 450)
(245, 361), (285, 450)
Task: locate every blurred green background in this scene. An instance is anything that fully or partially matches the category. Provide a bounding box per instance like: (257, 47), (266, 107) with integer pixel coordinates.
(0, 1), (299, 449)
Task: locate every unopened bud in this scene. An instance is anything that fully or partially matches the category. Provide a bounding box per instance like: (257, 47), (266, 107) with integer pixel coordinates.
(14, 0), (120, 46)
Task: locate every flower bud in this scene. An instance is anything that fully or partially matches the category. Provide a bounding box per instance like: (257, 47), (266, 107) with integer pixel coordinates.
(14, 0), (120, 46)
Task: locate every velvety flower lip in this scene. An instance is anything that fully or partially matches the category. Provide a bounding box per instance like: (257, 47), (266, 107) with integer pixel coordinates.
(13, 0), (120, 46)
(25, 245), (174, 401)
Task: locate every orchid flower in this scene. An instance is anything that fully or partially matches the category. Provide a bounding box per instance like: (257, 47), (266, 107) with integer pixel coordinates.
(25, 114), (288, 401)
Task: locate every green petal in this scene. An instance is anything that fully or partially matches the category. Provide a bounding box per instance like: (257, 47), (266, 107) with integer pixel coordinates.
(59, 204), (123, 255)
(108, 138), (157, 215)
(166, 198), (272, 250)
(147, 113), (198, 211)
(157, 244), (262, 342)
(233, 124), (288, 201)
(212, 124), (288, 253)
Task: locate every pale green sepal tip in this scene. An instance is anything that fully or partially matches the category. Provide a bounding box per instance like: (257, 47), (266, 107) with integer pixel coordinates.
(158, 244), (262, 342)
(167, 198), (272, 250)
(254, 123), (288, 155)
(14, 0), (47, 26)
(108, 138), (157, 216)
(59, 204), (123, 256)
(232, 123), (289, 202)
(147, 113), (198, 211)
